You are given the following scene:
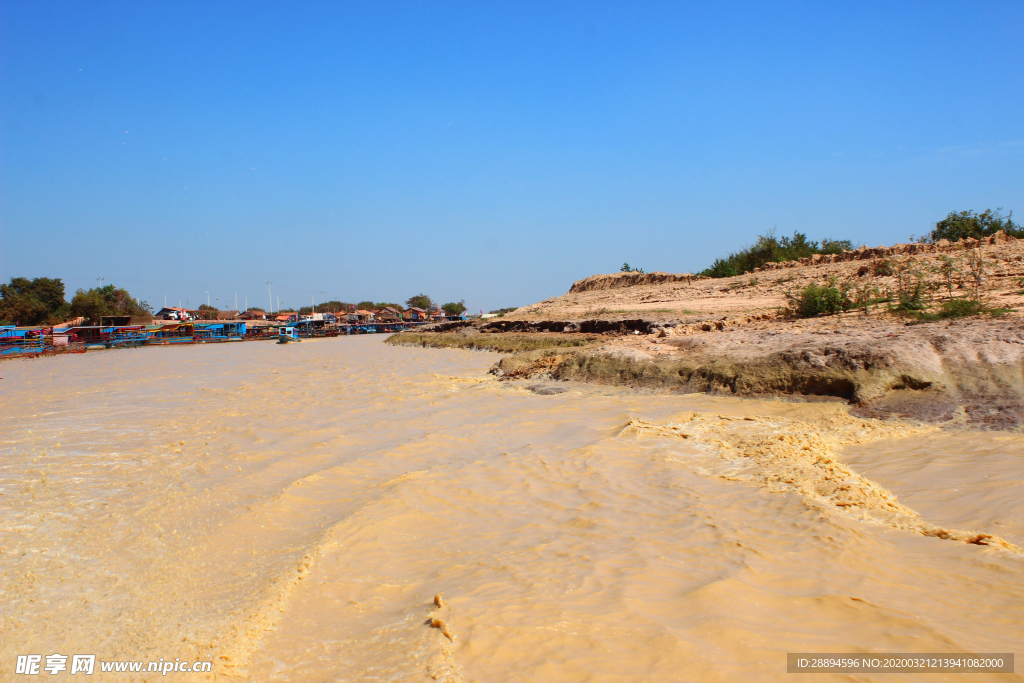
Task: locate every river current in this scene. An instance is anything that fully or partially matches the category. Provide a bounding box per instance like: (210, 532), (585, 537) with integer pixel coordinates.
(1, 336), (1021, 682)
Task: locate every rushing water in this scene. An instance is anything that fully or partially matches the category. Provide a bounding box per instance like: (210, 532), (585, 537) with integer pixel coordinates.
(1, 336), (1021, 682)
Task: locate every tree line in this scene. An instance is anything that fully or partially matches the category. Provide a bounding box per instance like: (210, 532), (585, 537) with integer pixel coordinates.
(698, 231), (854, 278)
(289, 294), (467, 317)
(695, 208), (1019, 279)
(1, 280), (472, 326)
(0, 279), (150, 326)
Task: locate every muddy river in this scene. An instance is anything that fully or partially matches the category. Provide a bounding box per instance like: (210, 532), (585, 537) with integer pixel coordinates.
(1, 336), (1021, 681)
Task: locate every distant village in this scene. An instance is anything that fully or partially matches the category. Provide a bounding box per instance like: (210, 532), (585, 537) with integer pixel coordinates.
(0, 278), (491, 358)
(156, 303), (461, 324)
(1, 299), (469, 358)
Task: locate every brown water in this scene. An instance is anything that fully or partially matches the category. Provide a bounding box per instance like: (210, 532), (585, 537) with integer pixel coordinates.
(2, 336), (1022, 682)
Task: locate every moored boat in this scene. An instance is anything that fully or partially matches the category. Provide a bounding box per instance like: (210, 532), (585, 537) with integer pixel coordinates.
(277, 326), (301, 343)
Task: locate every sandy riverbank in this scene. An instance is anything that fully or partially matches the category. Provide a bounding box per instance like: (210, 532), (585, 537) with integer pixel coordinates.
(389, 235), (1024, 428)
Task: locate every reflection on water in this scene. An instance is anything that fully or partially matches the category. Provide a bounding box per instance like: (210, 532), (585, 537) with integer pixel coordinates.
(1, 336), (1021, 682)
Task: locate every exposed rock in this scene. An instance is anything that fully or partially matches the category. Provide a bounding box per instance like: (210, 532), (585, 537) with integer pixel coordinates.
(568, 271), (699, 293)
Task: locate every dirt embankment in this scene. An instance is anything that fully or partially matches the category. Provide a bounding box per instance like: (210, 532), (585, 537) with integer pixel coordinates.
(510, 231), (1024, 322)
(388, 233), (1024, 428)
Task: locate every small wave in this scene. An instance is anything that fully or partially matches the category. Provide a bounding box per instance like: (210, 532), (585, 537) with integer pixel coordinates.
(212, 468), (436, 677)
(426, 593), (464, 683)
(620, 413), (1021, 554)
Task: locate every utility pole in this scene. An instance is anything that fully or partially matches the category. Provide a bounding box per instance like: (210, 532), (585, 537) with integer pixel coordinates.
(96, 277), (104, 290)
(277, 295), (280, 313)
(235, 292), (238, 312)
(206, 291), (210, 307)
(267, 282), (273, 313)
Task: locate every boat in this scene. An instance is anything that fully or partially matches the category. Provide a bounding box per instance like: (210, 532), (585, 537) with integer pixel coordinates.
(195, 321), (246, 342)
(146, 322), (195, 345)
(277, 326), (301, 343)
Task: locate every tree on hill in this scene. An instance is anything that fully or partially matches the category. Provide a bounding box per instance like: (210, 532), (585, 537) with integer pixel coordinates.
(405, 294), (433, 310)
(441, 300), (467, 315)
(920, 209), (1024, 243)
(0, 277), (70, 326)
(699, 230), (853, 278)
(70, 284), (151, 323)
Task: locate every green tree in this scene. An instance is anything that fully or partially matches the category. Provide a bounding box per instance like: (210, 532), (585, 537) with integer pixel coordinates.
(196, 304), (218, 319)
(405, 293), (434, 310)
(820, 238), (854, 254)
(700, 230), (855, 278)
(441, 300), (467, 315)
(0, 277), (70, 325)
(923, 209), (1024, 243)
(312, 300), (353, 313)
(70, 284), (152, 323)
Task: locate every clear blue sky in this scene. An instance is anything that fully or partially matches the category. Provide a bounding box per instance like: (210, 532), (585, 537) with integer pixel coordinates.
(2, 1), (1022, 313)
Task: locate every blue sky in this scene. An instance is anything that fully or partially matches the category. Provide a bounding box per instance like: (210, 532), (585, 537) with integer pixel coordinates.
(2, 1), (1022, 313)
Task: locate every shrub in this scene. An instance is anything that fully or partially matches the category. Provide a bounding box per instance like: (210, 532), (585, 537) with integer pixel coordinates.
(787, 278), (852, 318)
(920, 209), (1024, 243)
(700, 230), (853, 278)
(904, 298), (1013, 324)
(940, 298), (983, 318)
(873, 259), (894, 277)
(889, 260), (930, 312)
(850, 283), (891, 313)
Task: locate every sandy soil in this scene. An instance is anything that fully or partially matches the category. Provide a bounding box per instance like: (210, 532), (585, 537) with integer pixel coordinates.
(395, 233), (1024, 428)
(508, 231), (1024, 323)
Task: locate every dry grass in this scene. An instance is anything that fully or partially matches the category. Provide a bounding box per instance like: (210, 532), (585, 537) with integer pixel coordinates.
(385, 332), (600, 353)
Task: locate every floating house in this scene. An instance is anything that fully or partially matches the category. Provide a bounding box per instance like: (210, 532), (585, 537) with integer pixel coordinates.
(2, 326), (79, 356)
(194, 321), (246, 341)
(147, 322), (195, 345)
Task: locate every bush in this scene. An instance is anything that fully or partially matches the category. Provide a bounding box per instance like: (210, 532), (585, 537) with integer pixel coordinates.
(700, 230), (853, 278)
(903, 298), (1013, 324)
(921, 209), (1024, 243)
(940, 299), (983, 318)
(787, 278), (852, 318)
